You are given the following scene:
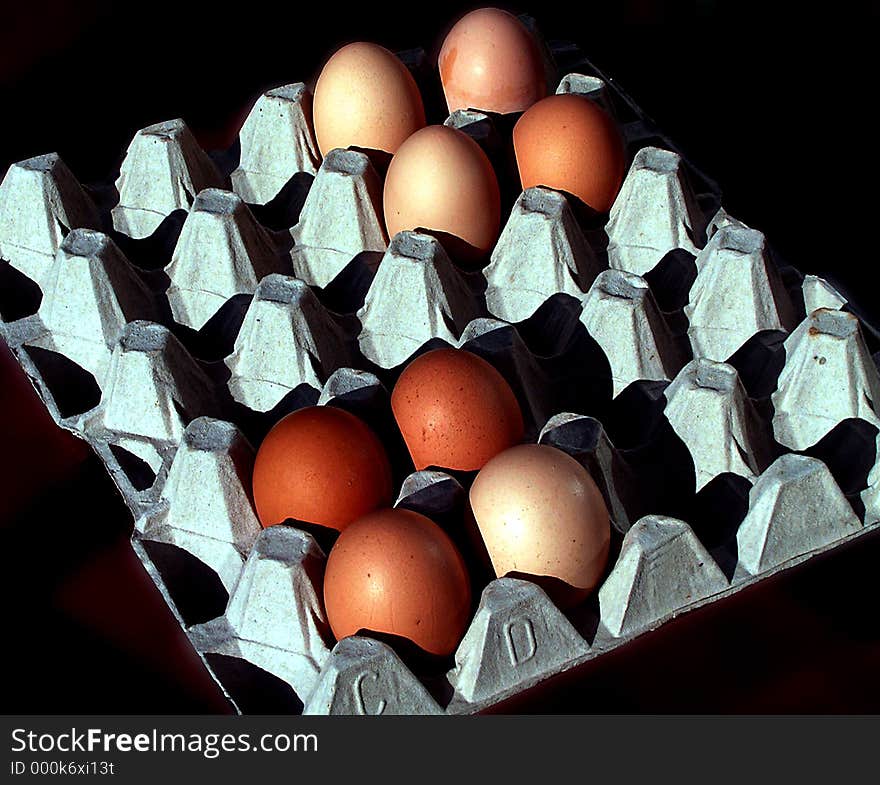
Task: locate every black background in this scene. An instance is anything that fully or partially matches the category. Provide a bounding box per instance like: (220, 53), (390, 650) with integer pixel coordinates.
(3, 1), (878, 307)
(1, 0), (879, 714)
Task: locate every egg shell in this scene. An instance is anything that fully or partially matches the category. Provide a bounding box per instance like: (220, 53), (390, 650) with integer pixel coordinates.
(391, 347), (524, 472)
(312, 42), (426, 157)
(323, 507), (472, 657)
(383, 124), (501, 264)
(469, 443), (611, 606)
(513, 93), (626, 214)
(438, 8), (548, 115)
(252, 405), (393, 531)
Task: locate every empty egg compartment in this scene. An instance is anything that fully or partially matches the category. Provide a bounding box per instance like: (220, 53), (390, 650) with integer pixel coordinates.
(1, 22), (879, 716)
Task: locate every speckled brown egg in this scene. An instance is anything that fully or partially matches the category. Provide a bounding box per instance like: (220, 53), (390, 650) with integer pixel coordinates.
(312, 42), (426, 157)
(391, 347), (524, 472)
(438, 8), (548, 115)
(252, 405), (393, 531)
(323, 507), (472, 656)
(513, 93), (626, 213)
(469, 443), (611, 607)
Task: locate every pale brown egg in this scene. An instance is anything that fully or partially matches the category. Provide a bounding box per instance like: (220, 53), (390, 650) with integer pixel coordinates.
(391, 348), (524, 472)
(438, 8), (548, 115)
(323, 508), (472, 657)
(312, 42), (426, 157)
(469, 443), (611, 608)
(513, 93), (626, 213)
(383, 124), (501, 264)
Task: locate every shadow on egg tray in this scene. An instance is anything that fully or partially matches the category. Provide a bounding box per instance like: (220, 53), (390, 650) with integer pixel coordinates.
(642, 247), (699, 312)
(317, 249), (384, 315)
(248, 170), (315, 233)
(514, 292), (585, 354)
(206, 137), (241, 182)
(140, 539), (231, 626)
(204, 652), (304, 715)
(504, 570), (605, 644)
(802, 417), (878, 515)
(348, 145), (393, 177)
(681, 473), (752, 581)
(537, 185), (608, 231)
(0, 259), (42, 321)
(725, 329), (788, 400)
(279, 519), (341, 558)
(349, 627), (458, 685)
(415, 227), (492, 270)
(109, 208), (188, 273)
(504, 570), (596, 612)
(167, 292), (253, 362)
(19, 344), (102, 420)
(606, 378), (670, 448)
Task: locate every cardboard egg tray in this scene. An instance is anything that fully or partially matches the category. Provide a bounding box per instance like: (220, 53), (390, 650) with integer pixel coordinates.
(2, 20), (879, 715)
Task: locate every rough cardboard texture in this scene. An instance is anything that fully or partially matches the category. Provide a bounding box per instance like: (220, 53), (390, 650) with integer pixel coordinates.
(1, 39), (876, 716)
(232, 83), (320, 204)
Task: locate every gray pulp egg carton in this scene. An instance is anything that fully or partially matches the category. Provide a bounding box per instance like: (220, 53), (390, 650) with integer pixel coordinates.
(1, 24), (878, 717)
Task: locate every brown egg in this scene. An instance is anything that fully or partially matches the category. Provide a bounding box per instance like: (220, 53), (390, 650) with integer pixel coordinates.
(469, 444), (611, 607)
(383, 125), (501, 264)
(323, 508), (472, 656)
(391, 348), (524, 472)
(513, 93), (626, 213)
(252, 406), (393, 531)
(438, 8), (548, 115)
(312, 42), (426, 157)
